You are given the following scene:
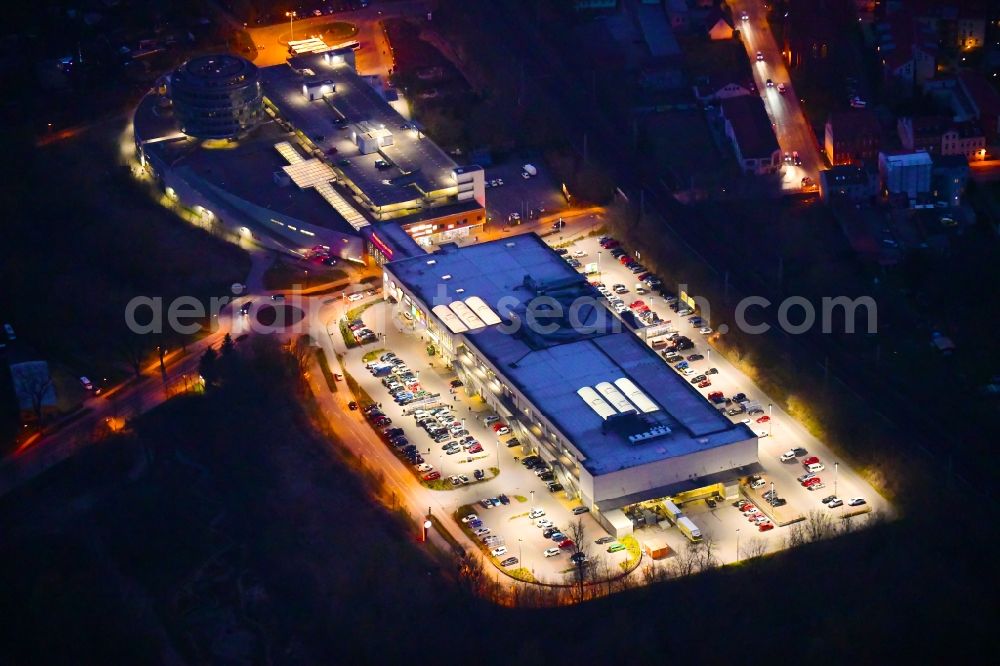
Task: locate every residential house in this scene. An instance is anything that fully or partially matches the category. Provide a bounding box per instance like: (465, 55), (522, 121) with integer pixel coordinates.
(876, 16), (937, 91)
(819, 162), (879, 204)
(720, 96), (781, 175)
(924, 71), (1000, 145)
(703, 7), (735, 41)
(907, 0), (988, 51)
(957, 71), (1000, 145)
(781, 0), (848, 68)
(665, 0), (690, 31)
(693, 75), (752, 103)
(879, 150), (933, 205)
(932, 153), (970, 206)
(825, 110), (881, 165)
(898, 116), (987, 160)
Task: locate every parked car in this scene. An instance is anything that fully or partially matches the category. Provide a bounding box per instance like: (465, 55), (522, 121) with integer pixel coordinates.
(491, 546), (508, 557)
(848, 497), (867, 507)
(607, 542), (626, 553)
(572, 506), (590, 515)
(543, 547), (560, 558)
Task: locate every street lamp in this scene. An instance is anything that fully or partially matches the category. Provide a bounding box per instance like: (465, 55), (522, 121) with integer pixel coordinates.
(596, 250), (602, 279)
(423, 519), (432, 542)
(496, 439), (501, 470)
(519, 537), (523, 565)
(834, 461), (839, 498)
(530, 489), (535, 508)
(286, 11), (297, 40)
(768, 403), (773, 437)
(736, 527), (741, 563)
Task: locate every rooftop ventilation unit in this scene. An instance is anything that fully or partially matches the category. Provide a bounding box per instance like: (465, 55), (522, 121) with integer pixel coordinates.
(628, 425), (673, 444)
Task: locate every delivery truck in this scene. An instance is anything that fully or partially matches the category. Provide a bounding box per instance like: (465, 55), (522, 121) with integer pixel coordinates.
(677, 516), (703, 542)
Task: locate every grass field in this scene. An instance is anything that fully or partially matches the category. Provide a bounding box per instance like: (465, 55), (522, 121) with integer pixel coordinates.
(262, 260), (348, 291)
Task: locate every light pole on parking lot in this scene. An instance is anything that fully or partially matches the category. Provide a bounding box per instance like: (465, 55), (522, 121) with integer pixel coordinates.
(530, 489), (535, 509)
(596, 250), (602, 279)
(519, 537), (523, 565)
(834, 462), (839, 498)
(286, 11), (297, 40)
(768, 403), (773, 437)
(496, 439), (501, 471)
(736, 527), (741, 563)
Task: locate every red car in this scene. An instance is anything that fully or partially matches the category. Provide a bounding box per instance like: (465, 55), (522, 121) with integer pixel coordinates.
(630, 300), (645, 309)
(423, 471), (441, 481)
(758, 522), (774, 532)
(803, 456), (820, 466)
(492, 422), (507, 432)
(468, 444), (483, 453)
(698, 380), (712, 388)
(802, 477), (822, 487)
(619, 256), (632, 265)
(707, 391), (723, 400)
(559, 539), (575, 549)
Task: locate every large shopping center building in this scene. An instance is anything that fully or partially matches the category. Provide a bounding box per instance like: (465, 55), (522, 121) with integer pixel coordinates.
(383, 234), (760, 534)
(132, 48), (485, 264)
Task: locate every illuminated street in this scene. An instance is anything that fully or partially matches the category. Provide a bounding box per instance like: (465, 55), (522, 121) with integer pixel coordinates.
(729, 0), (825, 190)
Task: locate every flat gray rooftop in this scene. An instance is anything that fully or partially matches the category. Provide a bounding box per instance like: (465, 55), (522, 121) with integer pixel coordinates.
(260, 54), (460, 207)
(387, 234), (754, 475)
(133, 94), (359, 234)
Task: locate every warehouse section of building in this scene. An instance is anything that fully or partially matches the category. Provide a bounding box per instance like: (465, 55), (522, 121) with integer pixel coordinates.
(382, 234), (759, 535)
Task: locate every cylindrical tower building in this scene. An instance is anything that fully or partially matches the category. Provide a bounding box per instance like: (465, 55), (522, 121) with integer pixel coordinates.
(169, 54), (263, 139)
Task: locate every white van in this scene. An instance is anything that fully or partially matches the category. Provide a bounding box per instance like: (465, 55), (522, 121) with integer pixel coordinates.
(805, 462), (825, 473)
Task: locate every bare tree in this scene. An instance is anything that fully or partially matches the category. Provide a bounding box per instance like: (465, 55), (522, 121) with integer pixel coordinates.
(742, 536), (769, 561)
(291, 334), (315, 375)
(804, 510), (836, 542)
(668, 542), (701, 578)
(17, 365), (54, 424)
(697, 538), (720, 572)
(566, 519), (590, 601)
(116, 330), (148, 378)
(455, 552), (486, 597)
(783, 520), (808, 549)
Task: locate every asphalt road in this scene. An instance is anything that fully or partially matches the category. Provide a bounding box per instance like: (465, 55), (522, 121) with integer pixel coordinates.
(728, 0), (824, 190)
